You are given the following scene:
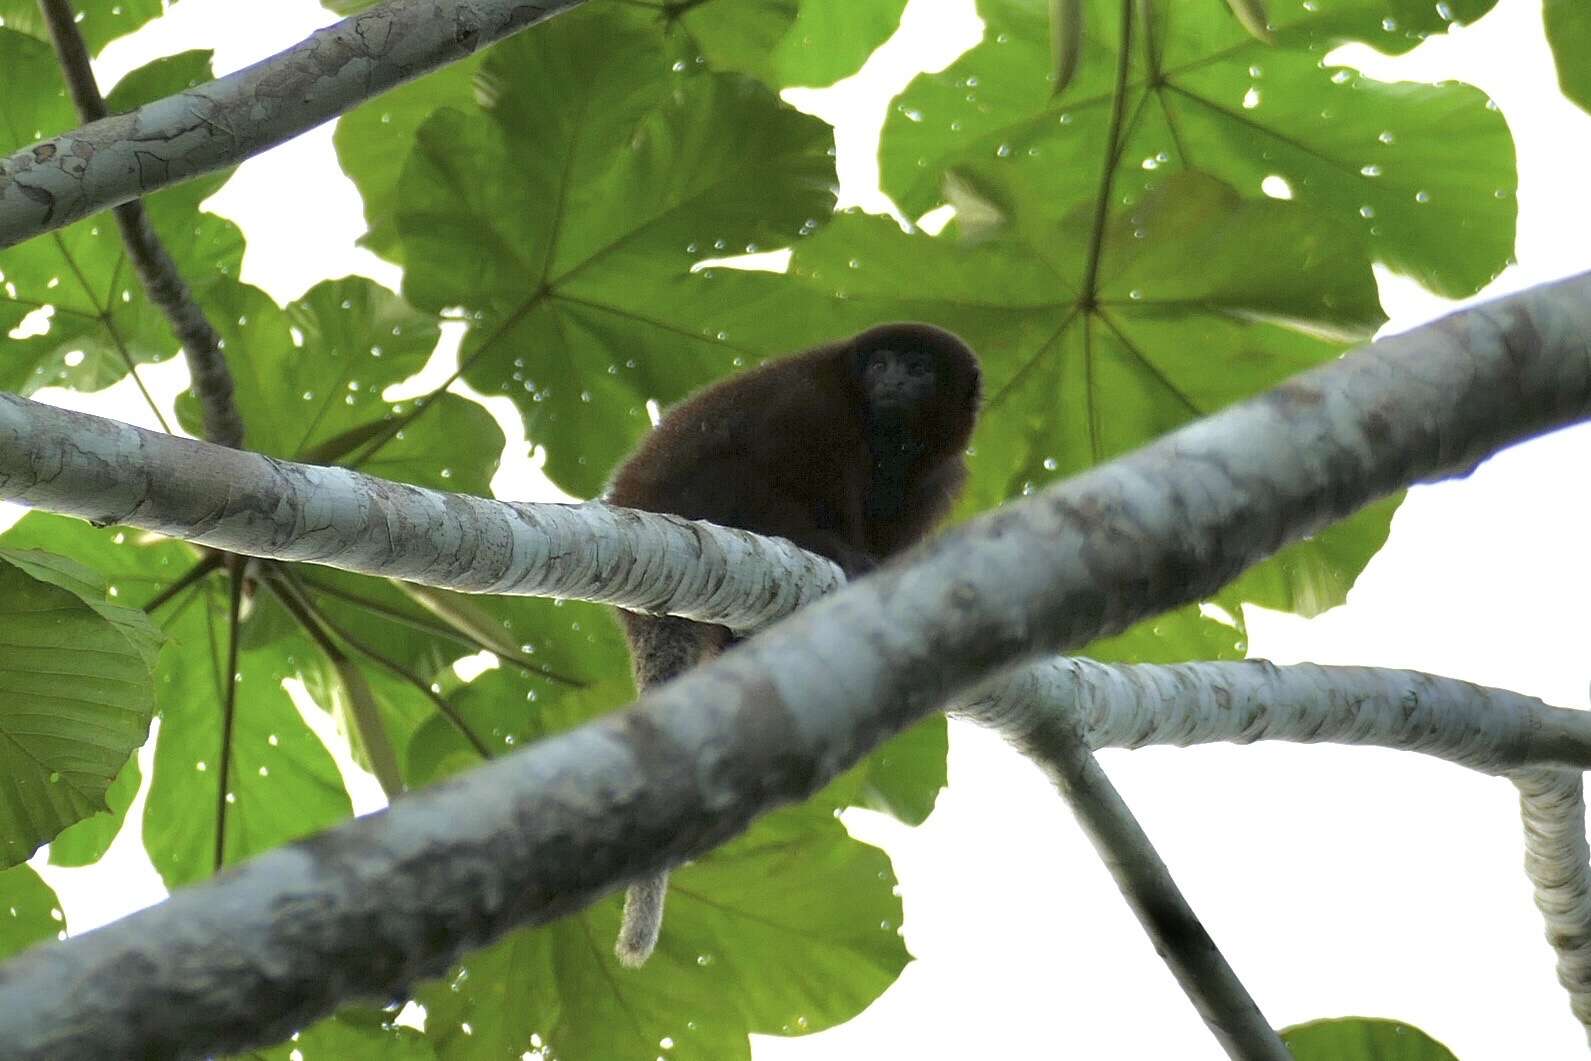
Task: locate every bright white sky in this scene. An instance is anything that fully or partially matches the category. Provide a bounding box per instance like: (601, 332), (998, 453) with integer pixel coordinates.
(9, 0), (1591, 1058)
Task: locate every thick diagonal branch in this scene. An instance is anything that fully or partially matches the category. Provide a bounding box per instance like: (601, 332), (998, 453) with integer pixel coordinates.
(0, 266), (1585, 1059)
(0, 0), (588, 250)
(36, 0), (244, 447)
(2, 270), (1588, 631)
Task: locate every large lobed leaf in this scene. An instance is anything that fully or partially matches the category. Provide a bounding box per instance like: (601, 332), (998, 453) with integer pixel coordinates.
(332, 0), (900, 269)
(880, 0), (1513, 298)
(388, 2), (839, 497)
(775, 192), (1391, 651)
(403, 663), (911, 1061)
(172, 275), (502, 496)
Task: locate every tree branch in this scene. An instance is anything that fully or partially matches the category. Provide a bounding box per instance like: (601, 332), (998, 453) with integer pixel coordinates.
(1516, 768), (1591, 1043)
(0, 269), (1586, 1058)
(964, 657), (1591, 774)
(0, 389), (849, 629)
(4, 270), (1590, 631)
(35, 0), (246, 447)
(0, 0), (589, 250)
(961, 657), (1591, 1053)
(979, 697), (1291, 1058)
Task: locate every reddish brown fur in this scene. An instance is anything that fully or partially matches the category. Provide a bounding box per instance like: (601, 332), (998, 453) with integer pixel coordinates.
(606, 322), (980, 967)
(609, 322), (980, 574)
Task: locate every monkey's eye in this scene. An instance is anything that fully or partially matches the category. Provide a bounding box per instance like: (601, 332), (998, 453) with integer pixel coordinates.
(906, 355), (932, 377)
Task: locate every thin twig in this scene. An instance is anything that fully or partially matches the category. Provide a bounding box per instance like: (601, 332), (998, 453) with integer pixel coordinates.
(36, 0), (245, 448)
(980, 701), (1291, 1059)
(212, 558), (245, 872)
(284, 569), (495, 761)
(261, 568), (404, 796)
(141, 550), (225, 613)
(297, 574), (584, 687)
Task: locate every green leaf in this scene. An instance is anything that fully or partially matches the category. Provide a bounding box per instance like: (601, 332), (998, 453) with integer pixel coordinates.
(291, 573), (487, 695)
(0, 865), (62, 960)
(1282, 1017), (1458, 1060)
(406, 601), (634, 776)
(1546, 0), (1591, 113)
(334, 50), (484, 264)
(1085, 602), (1249, 664)
(0, 0), (172, 55)
(879, 0), (1514, 298)
(415, 783), (906, 1061)
(0, 553), (155, 867)
(787, 187), (1377, 482)
(853, 715), (946, 825)
(0, 512), (204, 614)
(1264, 0), (1498, 55)
(386, 586), (925, 1057)
(0, 547), (165, 668)
(392, 2), (837, 496)
(47, 752), (140, 867)
(672, 0), (908, 88)
(0, 519), (363, 887)
(103, 48), (215, 113)
(776, 187), (1392, 629)
(0, 39), (241, 396)
(249, 1010), (436, 1061)
(171, 277), (502, 496)
(1223, 495), (1400, 617)
(143, 603), (352, 889)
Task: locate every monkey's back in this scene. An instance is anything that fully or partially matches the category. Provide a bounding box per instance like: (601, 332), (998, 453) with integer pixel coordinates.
(607, 344), (871, 565)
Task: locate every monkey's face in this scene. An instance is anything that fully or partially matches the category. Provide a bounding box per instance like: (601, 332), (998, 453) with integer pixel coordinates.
(860, 348), (938, 416)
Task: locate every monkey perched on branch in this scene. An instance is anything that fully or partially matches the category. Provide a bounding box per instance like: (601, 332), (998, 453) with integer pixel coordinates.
(606, 322), (982, 968)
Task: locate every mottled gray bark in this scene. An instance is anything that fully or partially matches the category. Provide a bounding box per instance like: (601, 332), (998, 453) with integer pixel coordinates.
(0, 272), (1586, 1058)
(0, 391), (846, 631)
(0, 0), (587, 250)
(1516, 769), (1591, 1043)
(967, 657), (1591, 774)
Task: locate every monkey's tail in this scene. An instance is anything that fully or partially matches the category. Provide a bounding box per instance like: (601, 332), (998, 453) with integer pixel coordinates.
(616, 872), (669, 967)
(613, 614), (728, 968)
